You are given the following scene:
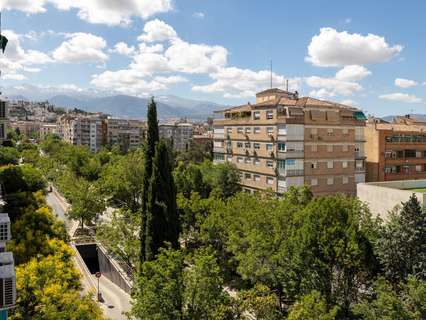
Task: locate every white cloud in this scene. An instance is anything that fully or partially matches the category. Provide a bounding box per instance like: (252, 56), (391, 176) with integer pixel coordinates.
(335, 65), (371, 81)
(379, 93), (423, 104)
(306, 27), (402, 67)
(0, 0), (173, 26)
(340, 99), (358, 106)
(138, 43), (164, 54)
(394, 78), (418, 88)
(193, 12), (205, 19)
(154, 75), (188, 84)
(193, 67), (300, 98)
(138, 19), (178, 42)
(306, 76), (362, 96)
(53, 32), (108, 64)
(3, 73), (27, 81)
(111, 42), (135, 56)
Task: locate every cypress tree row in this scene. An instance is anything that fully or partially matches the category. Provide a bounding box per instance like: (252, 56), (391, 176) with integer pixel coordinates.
(140, 98), (159, 263)
(140, 97), (179, 263)
(145, 140), (179, 260)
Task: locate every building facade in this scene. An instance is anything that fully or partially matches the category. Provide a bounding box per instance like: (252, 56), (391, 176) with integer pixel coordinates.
(159, 122), (193, 151)
(0, 100), (8, 144)
(57, 115), (103, 152)
(105, 118), (146, 152)
(365, 116), (426, 182)
(213, 88), (366, 196)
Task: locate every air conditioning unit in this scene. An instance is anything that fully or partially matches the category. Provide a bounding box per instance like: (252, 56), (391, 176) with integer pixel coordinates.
(0, 252), (15, 309)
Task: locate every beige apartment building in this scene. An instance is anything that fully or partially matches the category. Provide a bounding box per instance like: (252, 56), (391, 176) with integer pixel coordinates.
(213, 88), (367, 196)
(365, 115), (426, 182)
(104, 118), (146, 152)
(159, 121), (193, 151)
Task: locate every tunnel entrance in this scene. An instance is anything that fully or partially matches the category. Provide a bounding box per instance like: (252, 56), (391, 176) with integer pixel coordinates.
(76, 244), (100, 274)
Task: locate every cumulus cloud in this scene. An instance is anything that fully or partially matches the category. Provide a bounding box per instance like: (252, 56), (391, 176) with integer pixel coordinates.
(335, 65), (371, 81)
(111, 42), (135, 56)
(0, 0), (173, 26)
(306, 27), (402, 67)
(379, 93), (423, 104)
(193, 67), (300, 98)
(394, 78), (417, 88)
(3, 74), (27, 81)
(138, 19), (178, 42)
(306, 76), (362, 97)
(53, 32), (108, 64)
(340, 99), (358, 106)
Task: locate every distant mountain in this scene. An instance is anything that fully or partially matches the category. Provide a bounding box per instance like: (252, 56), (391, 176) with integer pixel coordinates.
(48, 94), (223, 120)
(381, 114), (426, 122)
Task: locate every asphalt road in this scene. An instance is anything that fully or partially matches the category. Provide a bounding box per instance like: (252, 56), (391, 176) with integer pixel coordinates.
(46, 189), (131, 319)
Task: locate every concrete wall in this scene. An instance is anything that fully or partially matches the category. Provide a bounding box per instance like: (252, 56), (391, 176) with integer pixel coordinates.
(98, 245), (132, 294)
(357, 180), (426, 220)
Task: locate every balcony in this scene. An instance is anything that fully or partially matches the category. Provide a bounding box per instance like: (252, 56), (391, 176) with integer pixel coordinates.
(213, 146), (225, 153)
(213, 133), (225, 139)
(355, 167), (365, 173)
(355, 151), (365, 159)
(277, 150), (304, 159)
(278, 169), (304, 177)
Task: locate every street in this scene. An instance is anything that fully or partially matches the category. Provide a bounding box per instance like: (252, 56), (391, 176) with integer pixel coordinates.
(46, 188), (131, 319)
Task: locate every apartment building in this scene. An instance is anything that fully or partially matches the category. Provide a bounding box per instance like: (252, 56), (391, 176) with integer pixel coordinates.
(0, 100), (8, 144)
(39, 123), (58, 139)
(365, 115), (426, 182)
(159, 122), (193, 151)
(57, 115), (103, 152)
(213, 88), (366, 196)
(105, 118), (146, 152)
(10, 121), (40, 137)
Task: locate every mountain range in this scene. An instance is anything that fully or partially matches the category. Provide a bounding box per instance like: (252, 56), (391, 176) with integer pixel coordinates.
(3, 84), (225, 120)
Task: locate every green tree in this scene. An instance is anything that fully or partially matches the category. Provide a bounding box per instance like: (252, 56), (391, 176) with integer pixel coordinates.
(174, 162), (207, 198)
(375, 194), (426, 284)
(144, 140), (179, 261)
(7, 206), (68, 264)
(140, 97), (160, 263)
(13, 243), (105, 320)
(353, 276), (426, 320)
(0, 164), (46, 194)
(239, 284), (282, 320)
(131, 248), (185, 320)
(0, 146), (20, 165)
(199, 161), (240, 199)
(287, 291), (339, 320)
(67, 178), (105, 229)
(292, 195), (377, 314)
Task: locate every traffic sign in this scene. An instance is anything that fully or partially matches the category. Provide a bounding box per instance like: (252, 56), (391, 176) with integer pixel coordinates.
(95, 272), (102, 278)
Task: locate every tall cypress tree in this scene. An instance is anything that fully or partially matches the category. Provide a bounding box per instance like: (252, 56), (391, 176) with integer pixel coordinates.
(144, 140), (180, 261)
(140, 98), (159, 263)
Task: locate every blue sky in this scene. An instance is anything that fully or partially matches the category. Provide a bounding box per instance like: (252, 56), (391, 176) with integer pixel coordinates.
(0, 0), (425, 116)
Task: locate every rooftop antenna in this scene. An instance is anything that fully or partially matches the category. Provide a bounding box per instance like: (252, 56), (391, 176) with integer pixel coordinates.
(270, 60), (273, 89)
(286, 79), (289, 92)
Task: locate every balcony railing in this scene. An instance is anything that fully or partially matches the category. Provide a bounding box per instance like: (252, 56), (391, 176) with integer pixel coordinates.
(355, 167), (365, 173)
(278, 169), (304, 177)
(213, 146), (225, 153)
(277, 150), (304, 159)
(355, 151), (365, 158)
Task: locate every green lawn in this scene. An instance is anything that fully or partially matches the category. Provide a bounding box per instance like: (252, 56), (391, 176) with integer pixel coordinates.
(405, 188), (426, 193)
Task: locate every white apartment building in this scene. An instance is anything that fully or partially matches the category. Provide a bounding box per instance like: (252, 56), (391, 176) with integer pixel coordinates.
(105, 118), (146, 152)
(159, 122), (193, 151)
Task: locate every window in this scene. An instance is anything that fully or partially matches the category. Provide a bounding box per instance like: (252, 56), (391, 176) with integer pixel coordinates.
(245, 127), (251, 134)
(277, 160), (286, 169)
(266, 111), (274, 119)
(342, 145), (349, 152)
(237, 142), (243, 148)
(416, 165), (423, 172)
(254, 143), (260, 149)
(327, 161), (334, 169)
(327, 177), (334, 185)
(342, 128), (349, 135)
(254, 175), (261, 182)
(311, 178), (318, 186)
(254, 159), (261, 166)
(327, 145), (333, 152)
(266, 177), (274, 185)
(311, 128), (318, 135)
(253, 111), (260, 120)
(245, 157), (251, 164)
(237, 127), (243, 134)
(327, 128), (334, 136)
(278, 142), (286, 151)
(342, 161), (348, 168)
(286, 159), (296, 166)
(254, 127), (260, 134)
(266, 143), (273, 151)
(244, 173), (252, 179)
(237, 157), (243, 163)
(342, 176), (349, 184)
(226, 127), (232, 134)
(267, 127), (274, 135)
(227, 155), (233, 161)
(214, 154), (225, 161)
(311, 161), (318, 169)
(244, 142), (251, 148)
(266, 160), (274, 168)
(311, 145), (318, 152)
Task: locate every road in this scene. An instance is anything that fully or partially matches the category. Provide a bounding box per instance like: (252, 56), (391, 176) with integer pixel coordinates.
(46, 188), (131, 320)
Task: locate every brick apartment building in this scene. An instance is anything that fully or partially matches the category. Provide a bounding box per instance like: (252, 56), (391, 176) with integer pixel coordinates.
(365, 115), (426, 182)
(213, 88), (367, 196)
